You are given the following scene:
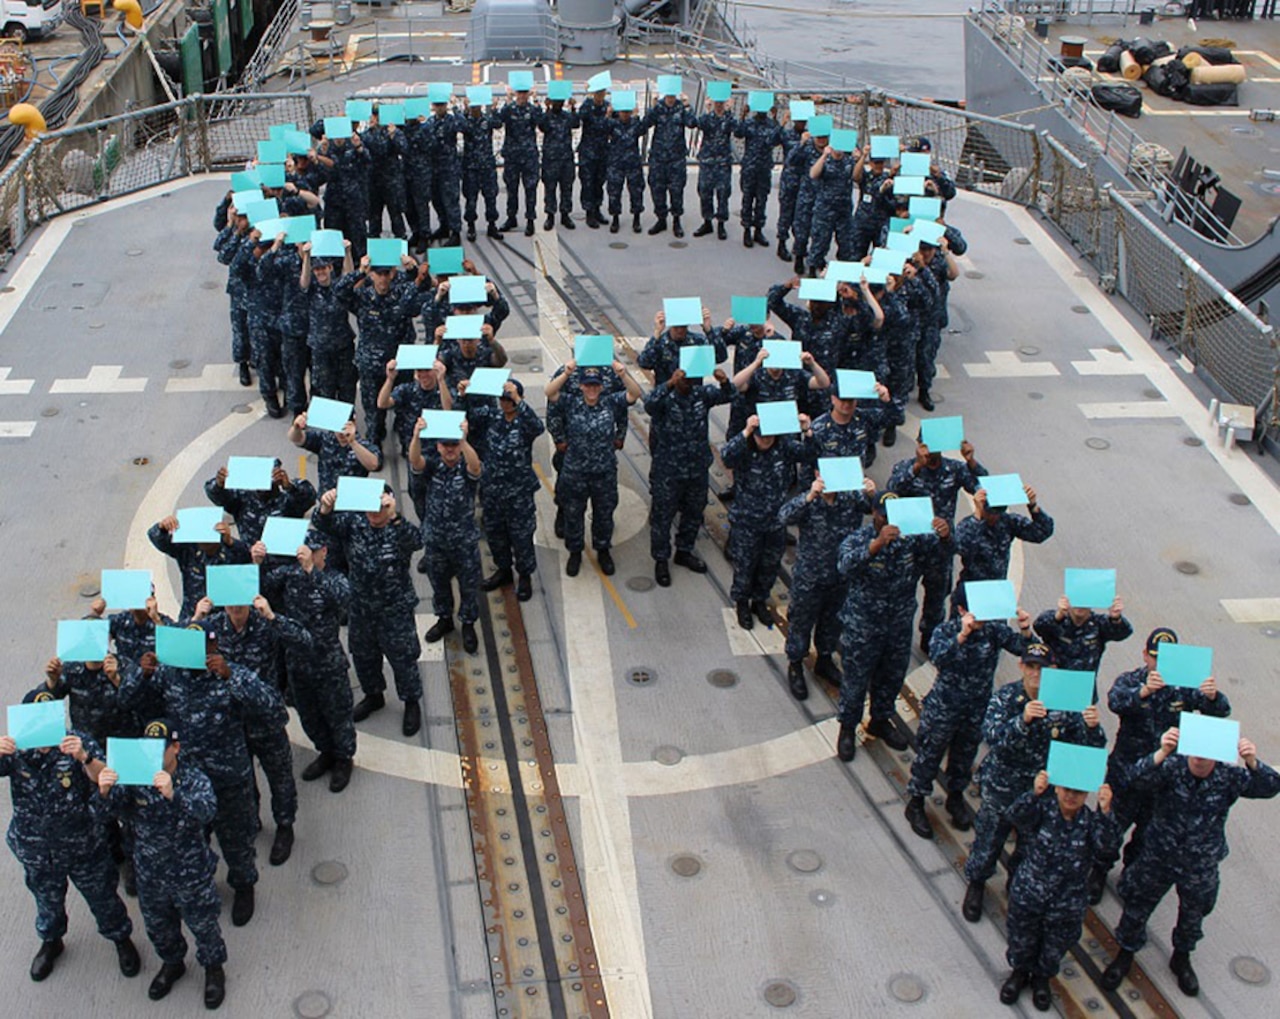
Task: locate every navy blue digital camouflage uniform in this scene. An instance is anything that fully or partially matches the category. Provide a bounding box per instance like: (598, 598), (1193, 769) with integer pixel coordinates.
(606, 115), (646, 216)
(720, 323), (766, 435)
(313, 508), (424, 704)
(641, 100), (696, 219)
(260, 243), (311, 414)
(954, 505), (1055, 595)
(49, 662), (136, 743)
(720, 430), (808, 605)
(907, 616), (1027, 802)
(779, 490), (869, 667)
(775, 125), (806, 247)
(877, 284), (916, 405)
(345, 271), (428, 446)
(362, 122), (408, 239)
(425, 110), (464, 236)
(887, 452), (987, 645)
(558, 388), (632, 553)
(1, 731), (133, 948)
(214, 222), (251, 366)
(304, 268), (358, 403)
(798, 399), (904, 484)
(1101, 668), (1231, 873)
(836, 523), (941, 728)
(96, 754), (226, 968)
(638, 329), (727, 388)
(319, 136), (370, 259)
(576, 96), (611, 221)
(419, 455), (483, 626)
(644, 378), (733, 563)
(966, 680), (1106, 885)
(107, 609), (175, 670)
(204, 469), (316, 545)
(460, 110), (502, 232)
(766, 282), (850, 415)
(234, 231), (284, 406)
(499, 99), (542, 226)
(1034, 609), (1134, 699)
(298, 426), (383, 502)
(695, 108), (737, 224)
(147, 522), (252, 621)
(468, 400), (544, 579)
(539, 104), (580, 217)
(1005, 789), (1118, 979)
(1113, 751), (1280, 956)
(806, 152), (856, 273)
(120, 659), (277, 891)
(736, 113), (782, 231)
(401, 116), (437, 243)
(849, 162), (894, 259)
(788, 141), (822, 263)
(914, 254), (944, 397)
(261, 561), (356, 761)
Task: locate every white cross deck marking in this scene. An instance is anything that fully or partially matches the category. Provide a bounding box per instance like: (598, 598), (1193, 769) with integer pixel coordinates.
(50, 365), (148, 394)
(165, 364), (250, 393)
(963, 350), (1060, 378)
(1220, 598), (1280, 624)
(1078, 402), (1182, 419)
(0, 421), (36, 437)
(0, 368), (35, 395)
(1071, 348), (1146, 376)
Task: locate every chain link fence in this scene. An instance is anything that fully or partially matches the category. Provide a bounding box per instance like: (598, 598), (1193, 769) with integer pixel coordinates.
(0, 83), (1274, 439)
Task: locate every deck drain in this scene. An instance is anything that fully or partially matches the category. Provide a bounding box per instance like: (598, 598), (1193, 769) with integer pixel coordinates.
(1013, 236), (1031, 245)
(626, 667), (655, 687)
(125, 249), (143, 256)
(1261, 627), (1280, 639)
(169, 359), (190, 370)
(1174, 560), (1200, 575)
(1232, 956), (1272, 985)
(706, 668), (738, 688)
(964, 270), (984, 279)
(1027, 391), (1044, 400)
(1184, 436), (1204, 446)
(89, 322), (104, 329)
(79, 582), (101, 598)
(1107, 344), (1123, 353)
(231, 403), (253, 414)
(131, 456), (150, 466)
(1072, 305), (1091, 314)
(809, 889), (836, 907)
(1085, 998), (1103, 1011)
(1229, 493), (1251, 506)
(527, 364), (542, 373)
(608, 242), (628, 250)
(668, 241), (687, 249)
(200, 281), (220, 290)
(653, 745), (684, 766)
(509, 350), (537, 365)
(294, 990), (333, 1018)
(1143, 388), (1162, 399)
(1019, 345), (1040, 356)
(625, 576), (656, 592)
(1085, 437), (1110, 450)
(41, 407), (59, 417)
(888, 973), (925, 1003)
(670, 854), (702, 877)
(311, 860), (348, 885)
(763, 981), (797, 1007)
(1, 285), (13, 292)
(786, 849), (823, 873)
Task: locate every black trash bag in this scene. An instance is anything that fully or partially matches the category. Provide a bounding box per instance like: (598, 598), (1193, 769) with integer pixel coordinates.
(1091, 83), (1143, 118)
(1050, 55), (1094, 73)
(1182, 83), (1239, 106)
(1176, 44), (1239, 66)
(1163, 59), (1191, 98)
(1098, 40), (1126, 73)
(1143, 63), (1174, 97)
(1150, 40), (1173, 61)
(1129, 37), (1156, 65)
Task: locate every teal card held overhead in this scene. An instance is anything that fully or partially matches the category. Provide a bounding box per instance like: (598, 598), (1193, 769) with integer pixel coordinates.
(323, 116), (353, 139)
(345, 100), (373, 122)
(870, 247), (906, 273)
(206, 564), (259, 606)
(420, 410), (467, 440)
(257, 163), (286, 188)
(894, 175), (926, 196)
(224, 455), (275, 491)
(448, 275), (489, 304)
(306, 396), (354, 432)
(748, 90), (775, 112)
(789, 99), (815, 120)
(335, 476), (385, 512)
(574, 334), (614, 366)
(731, 295), (767, 325)
(465, 85), (493, 107)
(1064, 568), (1116, 609)
(230, 189), (262, 212)
(663, 296), (702, 327)
(836, 369), (878, 399)
(8, 701), (66, 750)
(679, 345), (716, 378)
(155, 626), (207, 670)
(283, 128), (313, 154)
(886, 496), (934, 535)
(56, 619), (109, 662)
(428, 246), (465, 275)
(1047, 741), (1107, 792)
(888, 217), (910, 234)
(886, 232), (919, 254)
(763, 339), (802, 370)
(586, 70), (611, 92)
(107, 738), (165, 786)
(910, 196), (942, 220)
(253, 217), (288, 242)
(830, 129), (858, 153)
(260, 516), (310, 556)
(807, 115), (833, 136)
(547, 80), (573, 101)
(172, 506), (224, 544)
(284, 215), (316, 244)
(982, 473), (1026, 508)
(268, 123), (293, 141)
(1038, 669), (1095, 713)
(706, 81), (732, 102)
(310, 229), (345, 258)
(1156, 643), (1213, 688)
(610, 90), (637, 112)
(870, 135), (899, 159)
(445, 314), (485, 340)
(404, 97), (432, 119)
(657, 74), (682, 96)
(257, 139), (286, 164)
(798, 276), (838, 302)
(395, 343), (439, 369)
(428, 82), (453, 103)
(379, 104), (406, 125)
(818, 456), (864, 493)
(965, 579), (1018, 621)
(467, 367), (511, 397)
(912, 220), (946, 246)
(860, 266), (889, 285)
(825, 260), (866, 283)
(509, 70), (535, 92)
(1178, 712), (1240, 764)
(101, 569), (152, 610)
(243, 198), (279, 226)
(367, 237), (405, 268)
(230, 170), (260, 192)
(756, 401), (800, 436)
(900, 151), (931, 176)
(919, 415), (964, 452)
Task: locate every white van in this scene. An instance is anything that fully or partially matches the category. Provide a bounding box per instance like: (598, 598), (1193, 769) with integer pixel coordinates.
(1, 0), (62, 43)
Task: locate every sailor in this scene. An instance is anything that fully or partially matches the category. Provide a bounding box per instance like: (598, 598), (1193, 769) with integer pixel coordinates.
(498, 81), (542, 236)
(203, 459), (316, 546)
(798, 382), (903, 484)
(288, 412), (383, 504)
(774, 111), (808, 262)
(146, 515), (252, 622)
(538, 94), (580, 231)
(954, 485), (1054, 595)
(313, 122), (370, 260)
(848, 146), (894, 260)
(362, 105), (408, 240)
(1033, 593), (1134, 692)
(576, 82), (611, 228)
(424, 96), (464, 246)
(735, 101), (782, 248)
(459, 92), (503, 240)
(605, 98), (647, 234)
(692, 95), (737, 241)
(214, 202), (253, 387)
(298, 239), (358, 404)
(805, 138), (857, 275)
(640, 87), (696, 237)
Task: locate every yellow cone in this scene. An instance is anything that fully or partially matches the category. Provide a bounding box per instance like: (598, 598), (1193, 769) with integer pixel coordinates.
(113, 0), (143, 29)
(8, 103), (46, 139)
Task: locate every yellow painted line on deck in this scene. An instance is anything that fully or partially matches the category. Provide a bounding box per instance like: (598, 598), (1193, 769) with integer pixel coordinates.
(297, 454), (307, 481)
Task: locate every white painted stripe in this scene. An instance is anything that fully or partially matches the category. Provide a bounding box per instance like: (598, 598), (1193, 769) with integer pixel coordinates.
(0, 367), (35, 395)
(123, 401), (266, 614)
(285, 710), (463, 788)
(50, 365), (148, 394)
(1220, 598), (1280, 624)
(1078, 401), (1182, 419)
(0, 420), (36, 438)
(1071, 348), (1146, 376)
(414, 613), (446, 662)
(1143, 109), (1254, 117)
(166, 364), (250, 393)
(990, 196), (1280, 538)
(721, 605), (786, 655)
(963, 350), (1061, 378)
